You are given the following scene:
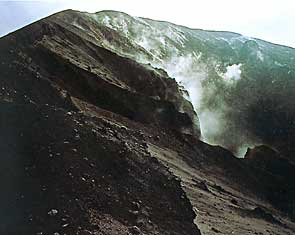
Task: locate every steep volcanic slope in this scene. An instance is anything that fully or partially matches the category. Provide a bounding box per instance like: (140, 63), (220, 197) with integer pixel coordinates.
(0, 15), (201, 235)
(51, 9), (295, 156)
(1, 9), (295, 235)
(1, 103), (201, 235)
(0, 13), (200, 137)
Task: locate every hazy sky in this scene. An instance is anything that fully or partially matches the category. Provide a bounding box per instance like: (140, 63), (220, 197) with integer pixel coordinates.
(1, 0), (294, 48)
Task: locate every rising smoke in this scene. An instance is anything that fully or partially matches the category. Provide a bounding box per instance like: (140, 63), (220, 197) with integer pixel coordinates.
(91, 13), (267, 156)
(153, 56), (261, 157)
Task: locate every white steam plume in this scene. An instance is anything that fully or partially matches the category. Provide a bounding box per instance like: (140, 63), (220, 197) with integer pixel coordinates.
(223, 64), (242, 81)
(90, 13), (263, 157)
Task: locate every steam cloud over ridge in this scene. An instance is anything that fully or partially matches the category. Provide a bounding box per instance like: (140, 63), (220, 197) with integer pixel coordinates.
(70, 10), (295, 156)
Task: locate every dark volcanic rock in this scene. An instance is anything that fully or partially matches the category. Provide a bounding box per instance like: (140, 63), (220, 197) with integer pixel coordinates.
(244, 145), (295, 219)
(0, 11), (200, 138)
(1, 8), (295, 235)
(0, 10), (201, 235)
(0, 103), (200, 235)
(251, 207), (281, 225)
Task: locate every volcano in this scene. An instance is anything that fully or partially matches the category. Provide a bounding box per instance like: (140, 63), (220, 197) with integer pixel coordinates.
(0, 9), (295, 235)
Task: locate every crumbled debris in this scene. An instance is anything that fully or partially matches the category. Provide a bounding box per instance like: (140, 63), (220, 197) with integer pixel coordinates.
(252, 207), (282, 224)
(129, 226), (141, 234)
(211, 227), (221, 233)
(48, 209), (58, 216)
(231, 198), (238, 205)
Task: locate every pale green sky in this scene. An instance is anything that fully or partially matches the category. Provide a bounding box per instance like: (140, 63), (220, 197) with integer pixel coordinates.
(1, 0), (294, 48)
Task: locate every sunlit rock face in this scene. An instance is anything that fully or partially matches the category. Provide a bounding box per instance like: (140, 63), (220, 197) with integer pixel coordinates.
(53, 10), (295, 156)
